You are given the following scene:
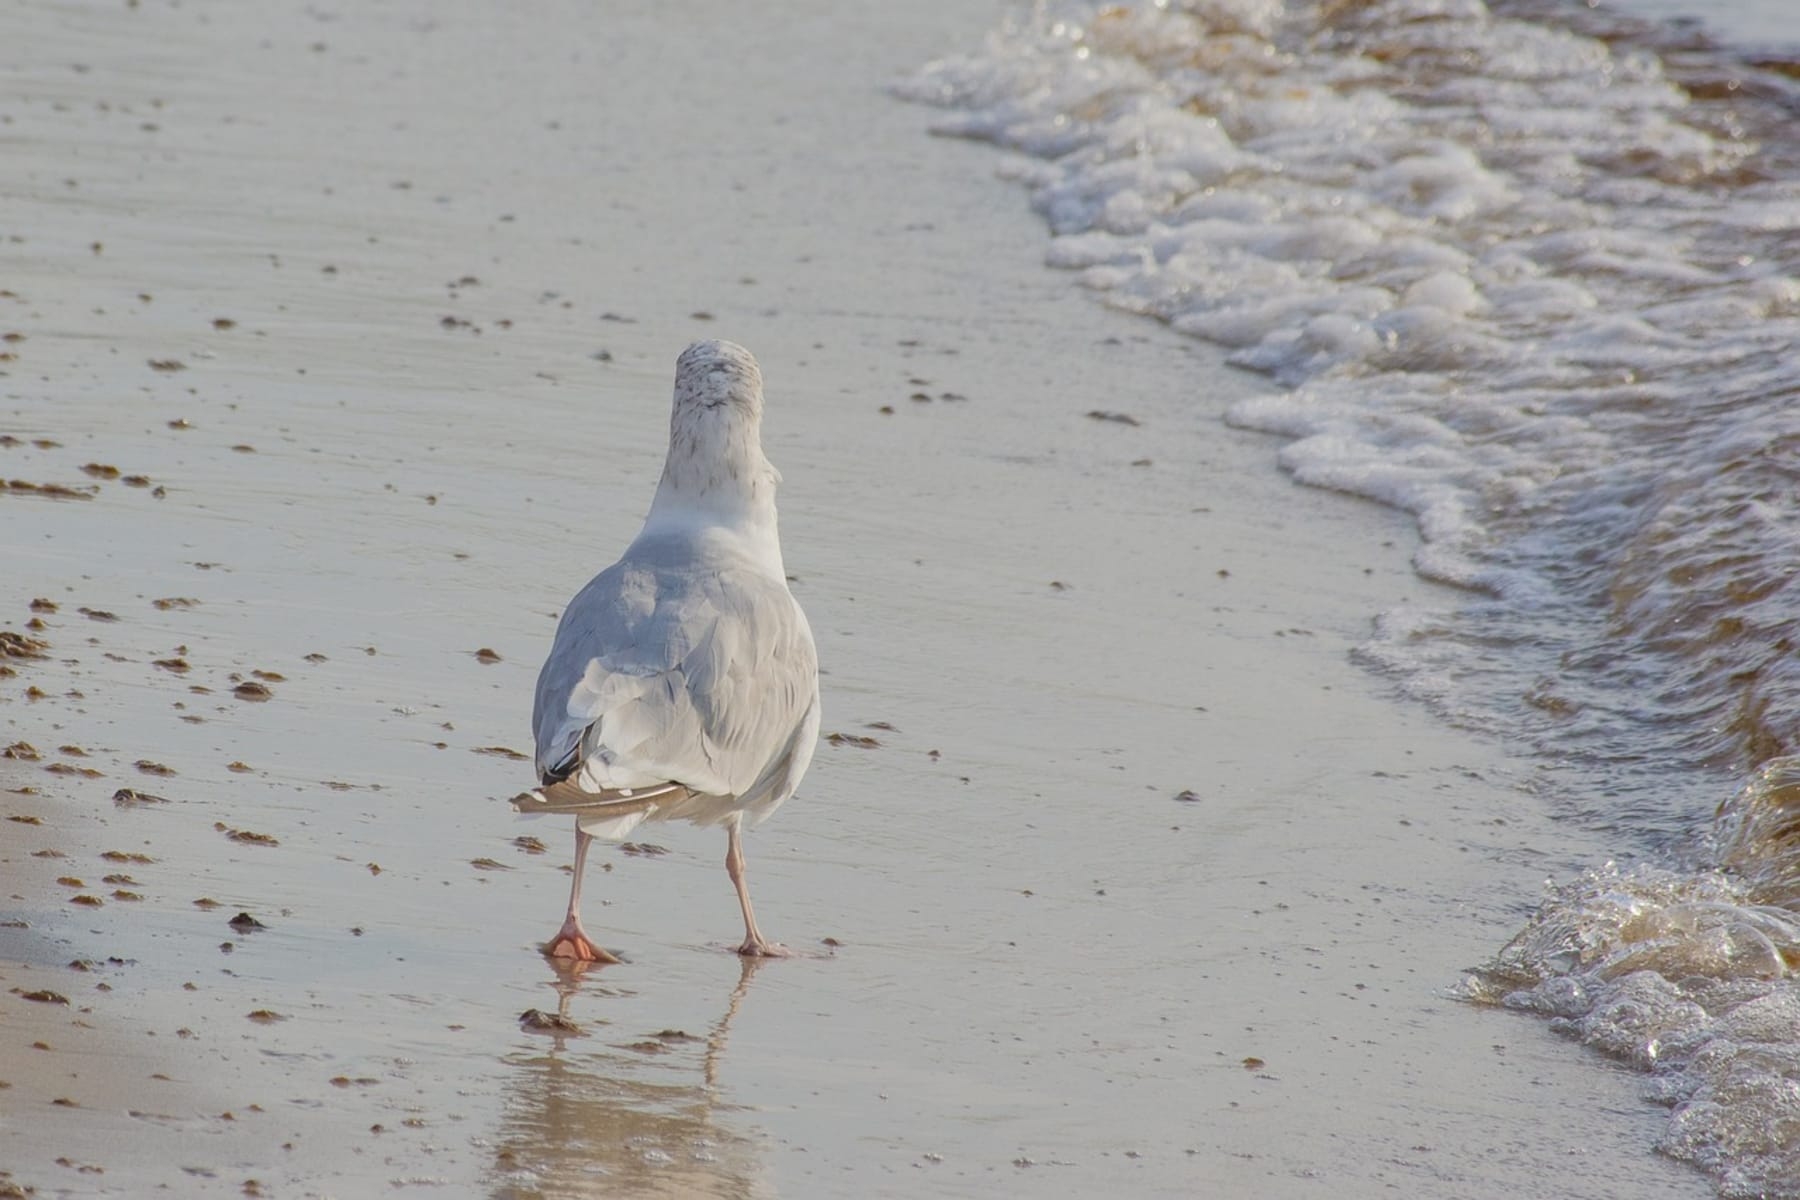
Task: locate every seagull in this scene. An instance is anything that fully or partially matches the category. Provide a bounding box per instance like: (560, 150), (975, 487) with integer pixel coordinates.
(512, 340), (821, 962)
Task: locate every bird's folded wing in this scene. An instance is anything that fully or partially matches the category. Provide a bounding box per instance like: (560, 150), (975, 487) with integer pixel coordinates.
(533, 557), (819, 798)
(510, 778), (692, 816)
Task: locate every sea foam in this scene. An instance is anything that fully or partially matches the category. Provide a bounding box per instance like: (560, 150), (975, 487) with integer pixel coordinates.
(903, 0), (1800, 1191)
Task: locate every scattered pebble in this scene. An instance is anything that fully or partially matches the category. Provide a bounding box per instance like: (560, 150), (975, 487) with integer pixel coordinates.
(473, 647), (502, 664)
(519, 1008), (582, 1035)
(1085, 410), (1141, 426)
(232, 681), (272, 701)
(826, 732), (880, 749)
(2, 480), (96, 500)
(0, 633), (49, 659)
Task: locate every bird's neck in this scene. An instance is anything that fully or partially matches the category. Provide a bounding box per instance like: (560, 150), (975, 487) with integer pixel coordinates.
(642, 449), (785, 567)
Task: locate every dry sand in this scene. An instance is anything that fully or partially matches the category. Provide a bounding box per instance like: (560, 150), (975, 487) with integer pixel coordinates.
(0, 2), (1712, 1197)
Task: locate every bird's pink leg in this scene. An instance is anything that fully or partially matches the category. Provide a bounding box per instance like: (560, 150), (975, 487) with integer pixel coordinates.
(726, 817), (790, 958)
(544, 827), (620, 964)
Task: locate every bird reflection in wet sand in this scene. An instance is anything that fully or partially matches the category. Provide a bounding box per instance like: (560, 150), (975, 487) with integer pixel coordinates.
(489, 956), (775, 1198)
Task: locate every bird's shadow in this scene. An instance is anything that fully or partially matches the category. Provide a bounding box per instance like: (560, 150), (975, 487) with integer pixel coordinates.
(486, 954), (775, 1195)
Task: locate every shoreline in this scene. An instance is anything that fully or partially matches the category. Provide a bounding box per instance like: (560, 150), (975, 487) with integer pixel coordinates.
(1, 2), (1711, 1196)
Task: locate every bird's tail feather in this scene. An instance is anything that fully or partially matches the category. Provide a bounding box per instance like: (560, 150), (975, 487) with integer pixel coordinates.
(510, 778), (692, 816)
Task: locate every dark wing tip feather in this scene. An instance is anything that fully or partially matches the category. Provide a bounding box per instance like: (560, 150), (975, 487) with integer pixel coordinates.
(540, 744), (581, 786)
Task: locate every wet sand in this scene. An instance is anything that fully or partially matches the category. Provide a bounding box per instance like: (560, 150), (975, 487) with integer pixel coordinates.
(0, 2), (1713, 1197)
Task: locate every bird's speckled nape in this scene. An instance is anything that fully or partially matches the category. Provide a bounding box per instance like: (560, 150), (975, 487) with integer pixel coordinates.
(650, 340), (781, 524)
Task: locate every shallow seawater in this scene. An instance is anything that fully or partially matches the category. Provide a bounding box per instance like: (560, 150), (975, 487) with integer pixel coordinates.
(904, 0), (1800, 1193)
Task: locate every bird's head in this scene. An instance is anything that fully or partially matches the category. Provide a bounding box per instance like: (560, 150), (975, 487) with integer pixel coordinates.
(656, 340), (781, 522)
(673, 340), (764, 424)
